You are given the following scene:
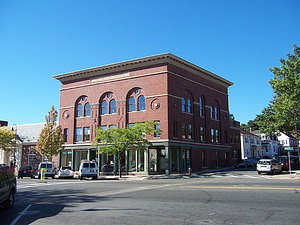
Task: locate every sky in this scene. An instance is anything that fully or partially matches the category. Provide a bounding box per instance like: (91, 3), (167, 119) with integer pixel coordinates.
(1, 0), (299, 126)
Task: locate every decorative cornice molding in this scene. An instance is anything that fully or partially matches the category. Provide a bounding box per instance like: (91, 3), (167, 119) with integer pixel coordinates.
(53, 53), (233, 87)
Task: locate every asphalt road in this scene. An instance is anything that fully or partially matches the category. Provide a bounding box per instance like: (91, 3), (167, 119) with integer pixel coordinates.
(1, 168), (300, 225)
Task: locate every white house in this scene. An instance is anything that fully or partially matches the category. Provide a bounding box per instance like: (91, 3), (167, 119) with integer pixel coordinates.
(277, 132), (298, 153)
(240, 130), (262, 159)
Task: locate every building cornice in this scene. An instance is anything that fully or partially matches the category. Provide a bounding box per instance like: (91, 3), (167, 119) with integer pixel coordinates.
(53, 53), (233, 88)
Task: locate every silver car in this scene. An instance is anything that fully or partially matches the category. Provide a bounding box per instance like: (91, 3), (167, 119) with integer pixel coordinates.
(257, 159), (282, 175)
(58, 166), (74, 179)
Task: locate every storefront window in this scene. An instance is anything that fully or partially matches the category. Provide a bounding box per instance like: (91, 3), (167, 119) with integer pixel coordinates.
(128, 150), (136, 172)
(149, 149), (157, 172)
(127, 150), (145, 172)
(101, 153), (114, 172)
(74, 150), (88, 171)
(171, 148), (179, 172)
(182, 148), (190, 172)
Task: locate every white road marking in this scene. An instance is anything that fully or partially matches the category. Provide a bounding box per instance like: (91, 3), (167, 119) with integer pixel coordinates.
(10, 204), (32, 225)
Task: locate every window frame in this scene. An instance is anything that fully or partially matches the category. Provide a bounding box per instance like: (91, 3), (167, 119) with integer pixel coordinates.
(137, 95), (145, 111)
(110, 99), (117, 114)
(101, 100), (108, 115)
(75, 128), (82, 142)
(128, 97), (136, 112)
(84, 103), (91, 117)
(76, 104), (83, 117)
(83, 127), (90, 141)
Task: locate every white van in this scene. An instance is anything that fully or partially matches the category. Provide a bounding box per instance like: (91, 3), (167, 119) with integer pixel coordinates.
(38, 162), (55, 179)
(78, 161), (98, 180)
(257, 159), (282, 175)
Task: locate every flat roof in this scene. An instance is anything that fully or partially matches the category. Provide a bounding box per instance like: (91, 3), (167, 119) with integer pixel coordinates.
(53, 53), (233, 87)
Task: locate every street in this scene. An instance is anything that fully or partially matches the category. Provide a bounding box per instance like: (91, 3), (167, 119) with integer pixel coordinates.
(1, 168), (300, 225)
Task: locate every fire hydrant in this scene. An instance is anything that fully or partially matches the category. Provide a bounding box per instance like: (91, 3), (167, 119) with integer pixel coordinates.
(188, 167), (192, 176)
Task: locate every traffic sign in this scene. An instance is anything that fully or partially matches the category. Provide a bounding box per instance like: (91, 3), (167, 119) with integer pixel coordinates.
(284, 147), (294, 151)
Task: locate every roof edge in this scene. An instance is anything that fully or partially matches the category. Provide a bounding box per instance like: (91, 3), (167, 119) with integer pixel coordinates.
(53, 53), (233, 87)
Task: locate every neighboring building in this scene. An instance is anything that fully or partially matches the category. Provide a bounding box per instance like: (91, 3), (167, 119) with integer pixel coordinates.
(277, 132), (298, 154)
(240, 130), (261, 159)
(0, 131), (22, 174)
(0, 123), (58, 174)
(0, 120), (8, 126)
(14, 123), (48, 171)
(53, 53), (235, 174)
(252, 130), (281, 157)
(230, 119), (241, 164)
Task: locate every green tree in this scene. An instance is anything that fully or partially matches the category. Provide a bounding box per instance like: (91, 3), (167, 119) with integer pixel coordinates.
(258, 44), (300, 134)
(93, 121), (161, 178)
(0, 126), (15, 152)
(37, 106), (64, 161)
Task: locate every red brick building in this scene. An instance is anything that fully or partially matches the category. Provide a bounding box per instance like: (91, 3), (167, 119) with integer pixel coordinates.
(53, 53), (235, 175)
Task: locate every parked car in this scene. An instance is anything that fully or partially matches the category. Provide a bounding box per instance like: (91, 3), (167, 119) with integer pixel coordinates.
(37, 162), (55, 179)
(275, 156), (299, 171)
(18, 165), (34, 179)
(79, 161), (98, 180)
(257, 159), (282, 175)
(0, 165), (17, 208)
(234, 159), (253, 168)
(247, 158), (261, 166)
(58, 166), (73, 179)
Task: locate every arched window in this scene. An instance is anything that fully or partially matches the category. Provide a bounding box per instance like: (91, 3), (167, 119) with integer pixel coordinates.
(214, 107), (219, 120)
(110, 99), (116, 114)
(199, 97), (204, 117)
(28, 150), (35, 168)
(210, 106), (214, 119)
(76, 104), (83, 117)
(138, 95), (145, 111)
(101, 100), (108, 115)
(84, 103), (90, 117)
(187, 99), (192, 113)
(181, 97), (186, 112)
(128, 97), (135, 112)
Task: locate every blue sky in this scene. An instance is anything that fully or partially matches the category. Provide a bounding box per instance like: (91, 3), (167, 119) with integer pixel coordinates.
(1, 0), (299, 126)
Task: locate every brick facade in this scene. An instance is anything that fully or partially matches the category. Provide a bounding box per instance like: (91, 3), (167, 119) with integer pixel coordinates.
(54, 53), (235, 174)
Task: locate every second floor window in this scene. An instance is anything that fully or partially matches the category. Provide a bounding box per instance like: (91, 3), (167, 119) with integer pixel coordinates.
(64, 128), (68, 142)
(75, 128), (82, 142)
(173, 121), (178, 138)
(200, 127), (205, 142)
(154, 121), (160, 137)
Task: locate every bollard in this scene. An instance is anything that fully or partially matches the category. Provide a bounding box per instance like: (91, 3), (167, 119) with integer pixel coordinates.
(41, 168), (45, 182)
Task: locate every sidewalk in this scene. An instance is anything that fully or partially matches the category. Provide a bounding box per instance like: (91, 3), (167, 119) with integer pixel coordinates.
(97, 167), (300, 180)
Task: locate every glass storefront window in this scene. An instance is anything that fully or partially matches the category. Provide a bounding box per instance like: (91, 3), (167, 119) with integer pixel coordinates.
(127, 150), (145, 172)
(102, 153), (114, 172)
(170, 148), (179, 172)
(138, 150), (145, 171)
(74, 150), (88, 171)
(149, 149), (157, 172)
(128, 150), (136, 172)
